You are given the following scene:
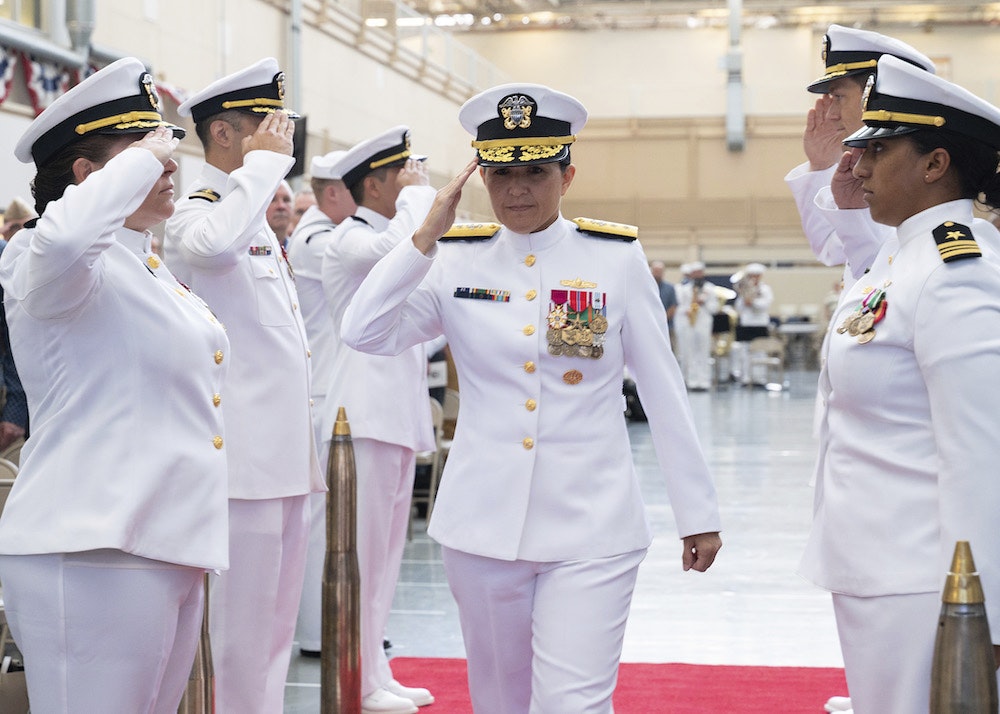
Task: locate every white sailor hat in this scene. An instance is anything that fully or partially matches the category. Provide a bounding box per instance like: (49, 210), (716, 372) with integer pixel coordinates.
(689, 260), (706, 272)
(179, 57), (299, 123)
(744, 262), (766, 275)
(459, 83), (587, 166)
(335, 126), (424, 190)
(310, 150), (348, 180)
(844, 54), (1000, 151)
(807, 24), (935, 94)
(14, 57), (184, 166)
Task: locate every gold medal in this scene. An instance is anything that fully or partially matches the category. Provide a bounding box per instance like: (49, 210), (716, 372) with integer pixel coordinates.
(548, 343), (564, 356)
(563, 369), (583, 384)
(576, 328), (593, 346)
(847, 315), (864, 336)
(855, 312), (875, 333)
(577, 344), (592, 358)
(590, 315), (608, 333)
(591, 345), (604, 359)
(546, 328), (562, 346)
(857, 329), (876, 344)
(562, 328), (578, 345)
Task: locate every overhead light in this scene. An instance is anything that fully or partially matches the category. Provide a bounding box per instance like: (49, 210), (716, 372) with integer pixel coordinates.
(365, 17), (389, 27)
(397, 16), (428, 26)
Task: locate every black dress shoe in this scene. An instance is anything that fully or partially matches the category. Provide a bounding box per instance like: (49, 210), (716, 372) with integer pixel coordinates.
(383, 638), (392, 650)
(300, 648), (321, 658)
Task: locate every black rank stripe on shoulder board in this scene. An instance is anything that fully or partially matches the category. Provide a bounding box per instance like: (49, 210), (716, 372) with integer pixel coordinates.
(933, 221), (981, 263)
(572, 217), (638, 242)
(189, 188), (221, 203)
(440, 222), (501, 242)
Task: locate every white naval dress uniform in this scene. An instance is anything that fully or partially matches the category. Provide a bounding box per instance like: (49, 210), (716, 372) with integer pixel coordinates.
(320, 186), (436, 698)
(0, 147), (230, 713)
(164, 151), (325, 714)
(732, 282), (774, 385)
(785, 162), (891, 292)
(341, 215), (721, 712)
(286, 203), (340, 652)
(673, 279), (717, 390)
(800, 199), (1000, 714)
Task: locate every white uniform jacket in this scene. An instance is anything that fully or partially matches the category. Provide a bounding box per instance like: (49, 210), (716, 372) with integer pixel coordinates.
(735, 283), (774, 328)
(164, 153), (324, 500)
(801, 199), (1000, 640)
(0, 148), (230, 569)
(785, 161), (889, 284)
(674, 280), (718, 332)
(341, 215), (721, 562)
(319, 187), (436, 452)
(287, 204), (339, 407)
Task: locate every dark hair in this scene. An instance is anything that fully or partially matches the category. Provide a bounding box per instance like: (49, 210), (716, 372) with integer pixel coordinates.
(349, 166), (390, 205)
(193, 109), (253, 149)
(31, 134), (125, 216)
(909, 128), (1000, 210)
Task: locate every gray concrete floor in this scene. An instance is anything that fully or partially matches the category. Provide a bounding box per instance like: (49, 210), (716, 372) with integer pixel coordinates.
(284, 369), (843, 712)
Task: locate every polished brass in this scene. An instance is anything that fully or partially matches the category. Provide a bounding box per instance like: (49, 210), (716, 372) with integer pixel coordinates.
(321, 406), (362, 713)
(177, 574), (214, 714)
(930, 541), (999, 714)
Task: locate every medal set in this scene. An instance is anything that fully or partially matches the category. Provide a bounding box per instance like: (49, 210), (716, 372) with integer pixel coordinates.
(837, 284), (889, 344)
(546, 289), (608, 359)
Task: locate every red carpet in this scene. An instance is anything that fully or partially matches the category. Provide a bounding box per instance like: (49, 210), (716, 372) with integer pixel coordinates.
(390, 657), (847, 713)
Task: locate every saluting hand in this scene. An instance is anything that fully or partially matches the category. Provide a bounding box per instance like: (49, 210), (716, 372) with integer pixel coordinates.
(412, 156), (480, 255)
(242, 110), (295, 157)
(804, 94), (847, 172)
(831, 147), (867, 210)
(396, 158), (430, 189)
(682, 531), (722, 572)
(133, 126), (179, 166)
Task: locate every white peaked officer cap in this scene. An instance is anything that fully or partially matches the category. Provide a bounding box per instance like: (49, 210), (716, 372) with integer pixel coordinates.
(689, 261), (706, 272)
(459, 83), (588, 167)
(845, 54), (1000, 151)
(179, 57), (299, 123)
(745, 262), (766, 275)
(14, 57), (185, 166)
(310, 150), (348, 180)
(807, 24), (935, 94)
(332, 126), (424, 190)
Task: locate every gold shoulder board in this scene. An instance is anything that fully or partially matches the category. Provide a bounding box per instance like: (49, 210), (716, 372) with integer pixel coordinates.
(440, 222), (501, 241)
(572, 217), (638, 241)
(188, 188), (221, 203)
(933, 221), (980, 263)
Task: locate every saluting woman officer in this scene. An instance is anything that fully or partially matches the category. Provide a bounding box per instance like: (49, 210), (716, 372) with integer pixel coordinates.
(801, 54), (1000, 713)
(340, 83), (722, 713)
(0, 58), (230, 712)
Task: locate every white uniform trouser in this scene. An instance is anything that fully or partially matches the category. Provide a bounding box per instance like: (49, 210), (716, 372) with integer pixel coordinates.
(212, 495), (309, 714)
(832, 591), (950, 714)
(676, 321), (712, 389)
(0, 550), (204, 714)
(355, 437), (417, 697)
(442, 546), (646, 714)
(296, 402), (331, 653)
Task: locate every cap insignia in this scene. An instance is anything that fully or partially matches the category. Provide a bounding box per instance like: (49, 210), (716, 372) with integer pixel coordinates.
(861, 73), (875, 112)
(933, 221), (981, 263)
(141, 73), (161, 112)
(499, 93), (535, 131)
(275, 72), (286, 102)
(821, 34), (830, 63)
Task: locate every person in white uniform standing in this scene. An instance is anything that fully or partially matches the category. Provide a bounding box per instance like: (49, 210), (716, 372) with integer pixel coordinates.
(320, 127), (437, 714)
(674, 260), (717, 390)
(287, 150), (357, 658)
(801, 55), (1000, 714)
(340, 83), (722, 714)
(730, 262), (774, 386)
(0, 58), (230, 713)
(784, 25), (935, 293)
(163, 57), (325, 714)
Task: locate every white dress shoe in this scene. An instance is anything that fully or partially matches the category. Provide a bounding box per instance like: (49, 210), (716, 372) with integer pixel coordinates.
(824, 695), (852, 712)
(361, 687), (419, 714)
(386, 679), (435, 707)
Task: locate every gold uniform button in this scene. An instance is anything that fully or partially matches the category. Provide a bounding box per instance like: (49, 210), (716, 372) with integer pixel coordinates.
(212, 393), (222, 407)
(522, 437), (534, 450)
(214, 350), (224, 364)
(524, 361), (536, 373)
(525, 399), (537, 412)
(213, 436), (224, 449)
(293, 303), (299, 310)
(525, 289), (537, 301)
(523, 325), (535, 336)
(307, 350), (312, 358)
(524, 255), (536, 267)
(146, 256), (160, 269)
